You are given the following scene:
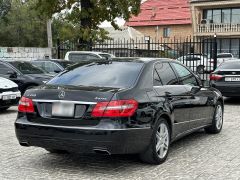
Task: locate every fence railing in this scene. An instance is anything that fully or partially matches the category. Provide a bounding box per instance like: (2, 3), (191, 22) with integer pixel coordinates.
(55, 37), (219, 80)
(197, 23), (240, 34)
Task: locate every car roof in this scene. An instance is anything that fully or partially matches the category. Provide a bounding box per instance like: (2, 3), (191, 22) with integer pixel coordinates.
(66, 51), (111, 55)
(32, 59), (68, 62)
(73, 57), (173, 64)
(221, 59), (240, 64)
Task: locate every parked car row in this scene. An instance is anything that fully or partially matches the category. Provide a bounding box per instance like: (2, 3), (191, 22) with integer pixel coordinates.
(177, 52), (237, 74)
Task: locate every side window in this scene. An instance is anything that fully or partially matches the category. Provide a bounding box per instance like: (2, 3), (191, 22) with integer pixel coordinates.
(153, 69), (162, 86)
(171, 63), (198, 86)
(155, 63), (178, 85)
(0, 63), (13, 75)
(44, 62), (61, 73)
(86, 54), (100, 60)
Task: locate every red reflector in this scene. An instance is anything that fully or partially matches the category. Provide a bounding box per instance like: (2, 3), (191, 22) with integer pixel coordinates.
(92, 99), (138, 117)
(210, 74), (223, 81)
(18, 96), (35, 113)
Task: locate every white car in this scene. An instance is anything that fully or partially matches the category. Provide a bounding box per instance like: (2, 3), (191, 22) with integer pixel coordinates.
(0, 77), (21, 111)
(217, 53), (235, 66)
(64, 51), (115, 62)
(177, 54), (213, 74)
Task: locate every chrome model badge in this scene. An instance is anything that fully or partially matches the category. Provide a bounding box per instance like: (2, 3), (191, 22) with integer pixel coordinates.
(58, 91), (65, 99)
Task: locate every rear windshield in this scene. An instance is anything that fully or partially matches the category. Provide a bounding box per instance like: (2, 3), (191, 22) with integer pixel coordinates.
(218, 61), (240, 69)
(48, 61), (144, 88)
(217, 54), (232, 58)
(9, 61), (45, 74)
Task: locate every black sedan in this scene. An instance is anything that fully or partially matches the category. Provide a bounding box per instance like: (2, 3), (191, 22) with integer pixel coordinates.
(0, 60), (53, 94)
(15, 58), (224, 164)
(210, 60), (240, 97)
(31, 59), (75, 74)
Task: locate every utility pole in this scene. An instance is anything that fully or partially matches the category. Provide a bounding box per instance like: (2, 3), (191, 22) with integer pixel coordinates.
(47, 19), (53, 48)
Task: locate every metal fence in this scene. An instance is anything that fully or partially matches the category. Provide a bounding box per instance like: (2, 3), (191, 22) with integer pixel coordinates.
(55, 36), (221, 80)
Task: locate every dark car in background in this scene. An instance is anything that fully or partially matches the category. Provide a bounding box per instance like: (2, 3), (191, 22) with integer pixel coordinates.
(0, 60), (53, 94)
(210, 60), (240, 97)
(31, 59), (75, 74)
(15, 58), (223, 164)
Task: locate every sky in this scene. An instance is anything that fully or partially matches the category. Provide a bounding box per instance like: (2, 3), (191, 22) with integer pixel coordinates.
(100, 0), (147, 27)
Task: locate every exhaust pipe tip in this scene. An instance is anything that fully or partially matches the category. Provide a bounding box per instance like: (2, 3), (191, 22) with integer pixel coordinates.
(20, 142), (29, 147)
(93, 148), (111, 155)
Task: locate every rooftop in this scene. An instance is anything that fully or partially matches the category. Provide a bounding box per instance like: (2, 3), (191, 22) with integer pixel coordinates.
(126, 0), (192, 27)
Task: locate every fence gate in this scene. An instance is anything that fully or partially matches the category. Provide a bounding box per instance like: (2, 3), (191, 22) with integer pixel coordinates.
(56, 37), (219, 80)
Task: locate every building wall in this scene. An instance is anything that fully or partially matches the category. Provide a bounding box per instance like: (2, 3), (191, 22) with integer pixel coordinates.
(132, 24), (193, 40)
(0, 47), (52, 61)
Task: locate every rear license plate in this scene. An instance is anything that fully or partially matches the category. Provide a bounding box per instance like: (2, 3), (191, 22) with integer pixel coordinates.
(52, 102), (75, 117)
(2, 95), (17, 101)
(225, 77), (240, 82)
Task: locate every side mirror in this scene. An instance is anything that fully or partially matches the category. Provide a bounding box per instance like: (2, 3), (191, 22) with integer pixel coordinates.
(7, 71), (17, 78)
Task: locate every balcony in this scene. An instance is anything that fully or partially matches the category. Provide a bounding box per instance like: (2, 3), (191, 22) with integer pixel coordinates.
(196, 23), (240, 36)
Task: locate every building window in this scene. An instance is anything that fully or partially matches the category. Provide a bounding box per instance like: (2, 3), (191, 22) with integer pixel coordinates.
(163, 28), (171, 38)
(203, 8), (240, 24)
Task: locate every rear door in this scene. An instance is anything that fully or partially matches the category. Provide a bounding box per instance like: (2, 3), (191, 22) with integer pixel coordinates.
(171, 62), (214, 129)
(153, 62), (193, 136)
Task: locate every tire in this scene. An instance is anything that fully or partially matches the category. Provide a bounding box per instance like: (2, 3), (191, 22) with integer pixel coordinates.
(140, 118), (171, 164)
(45, 148), (68, 154)
(205, 102), (223, 134)
(0, 107), (10, 111)
(197, 65), (204, 74)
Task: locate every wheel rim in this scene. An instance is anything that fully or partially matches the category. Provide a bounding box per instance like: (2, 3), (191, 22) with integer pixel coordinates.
(215, 105), (223, 130)
(156, 123), (169, 159)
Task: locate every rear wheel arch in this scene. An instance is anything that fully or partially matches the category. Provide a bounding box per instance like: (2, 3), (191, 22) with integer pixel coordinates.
(154, 113), (172, 140)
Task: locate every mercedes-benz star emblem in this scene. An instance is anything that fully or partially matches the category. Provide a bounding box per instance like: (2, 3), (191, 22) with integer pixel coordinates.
(58, 91), (65, 99)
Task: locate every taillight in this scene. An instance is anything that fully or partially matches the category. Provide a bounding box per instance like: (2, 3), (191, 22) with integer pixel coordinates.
(18, 96), (35, 113)
(210, 73), (223, 81)
(92, 99), (138, 117)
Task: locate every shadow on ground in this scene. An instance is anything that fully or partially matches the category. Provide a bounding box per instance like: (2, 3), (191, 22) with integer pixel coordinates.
(224, 97), (240, 105)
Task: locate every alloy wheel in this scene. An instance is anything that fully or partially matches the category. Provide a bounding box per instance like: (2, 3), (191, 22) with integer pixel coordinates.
(156, 123), (170, 159)
(215, 105), (223, 130)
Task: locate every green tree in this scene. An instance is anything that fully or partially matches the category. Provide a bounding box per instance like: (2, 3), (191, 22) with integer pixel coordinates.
(0, 0), (48, 47)
(36, 0), (141, 43)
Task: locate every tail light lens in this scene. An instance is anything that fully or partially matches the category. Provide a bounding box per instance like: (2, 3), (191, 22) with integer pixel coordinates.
(92, 99), (138, 117)
(210, 73), (223, 81)
(18, 96), (35, 113)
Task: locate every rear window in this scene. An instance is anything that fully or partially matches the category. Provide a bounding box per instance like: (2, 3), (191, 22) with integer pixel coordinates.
(218, 61), (240, 69)
(48, 61), (144, 88)
(57, 61), (75, 68)
(68, 53), (101, 62)
(217, 54), (233, 58)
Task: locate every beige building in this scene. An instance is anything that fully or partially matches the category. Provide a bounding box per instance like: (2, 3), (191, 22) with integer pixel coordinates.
(190, 0), (240, 57)
(126, 0), (193, 40)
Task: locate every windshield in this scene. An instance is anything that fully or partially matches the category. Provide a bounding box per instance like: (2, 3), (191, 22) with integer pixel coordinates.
(9, 61), (45, 74)
(48, 61), (144, 88)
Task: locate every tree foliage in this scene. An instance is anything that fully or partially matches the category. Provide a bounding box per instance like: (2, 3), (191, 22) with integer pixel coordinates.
(36, 0), (141, 42)
(0, 0), (48, 47)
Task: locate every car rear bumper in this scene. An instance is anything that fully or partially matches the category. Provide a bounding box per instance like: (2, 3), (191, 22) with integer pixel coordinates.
(0, 91), (21, 108)
(212, 83), (240, 97)
(15, 117), (152, 154)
